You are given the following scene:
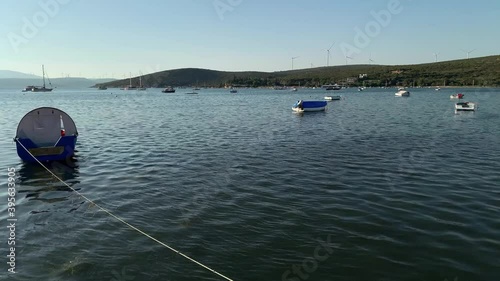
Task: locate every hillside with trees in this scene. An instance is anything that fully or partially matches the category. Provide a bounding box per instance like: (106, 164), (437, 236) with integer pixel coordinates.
(96, 55), (500, 88)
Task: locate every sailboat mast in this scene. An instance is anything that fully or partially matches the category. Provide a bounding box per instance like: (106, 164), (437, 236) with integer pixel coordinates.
(42, 65), (46, 88)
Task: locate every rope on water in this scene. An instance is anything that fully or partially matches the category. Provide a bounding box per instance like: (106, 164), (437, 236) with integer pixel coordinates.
(15, 139), (234, 281)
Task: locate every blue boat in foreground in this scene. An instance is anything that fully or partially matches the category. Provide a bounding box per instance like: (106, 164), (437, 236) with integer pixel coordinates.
(14, 107), (78, 162)
(292, 100), (328, 112)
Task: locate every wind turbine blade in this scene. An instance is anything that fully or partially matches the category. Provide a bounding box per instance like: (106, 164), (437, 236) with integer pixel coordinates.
(328, 42), (335, 50)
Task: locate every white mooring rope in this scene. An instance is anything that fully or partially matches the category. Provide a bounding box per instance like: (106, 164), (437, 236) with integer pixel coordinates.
(15, 139), (234, 281)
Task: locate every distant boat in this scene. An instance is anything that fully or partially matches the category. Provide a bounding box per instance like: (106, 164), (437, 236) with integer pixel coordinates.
(292, 100), (328, 112)
(186, 92), (198, 95)
(162, 86), (175, 93)
(450, 93), (464, 99)
(122, 73), (137, 90)
(98, 85), (107, 90)
(230, 88), (237, 93)
(455, 101), (477, 112)
(435, 87), (441, 91)
(395, 90), (410, 97)
(29, 65), (53, 92)
(324, 96), (341, 101)
(323, 84), (341, 90)
(22, 86), (36, 92)
(290, 87), (298, 92)
(14, 107), (78, 162)
(137, 76), (146, 91)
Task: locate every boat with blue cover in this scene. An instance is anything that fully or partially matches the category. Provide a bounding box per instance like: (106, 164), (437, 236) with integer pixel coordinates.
(292, 100), (328, 112)
(14, 107), (78, 162)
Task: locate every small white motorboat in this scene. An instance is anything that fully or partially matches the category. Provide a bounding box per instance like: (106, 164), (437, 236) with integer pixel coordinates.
(395, 90), (410, 97)
(324, 96), (341, 101)
(455, 102), (477, 112)
(450, 93), (464, 99)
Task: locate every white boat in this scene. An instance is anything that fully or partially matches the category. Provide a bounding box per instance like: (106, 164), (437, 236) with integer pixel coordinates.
(290, 87), (297, 92)
(395, 90), (410, 97)
(435, 87), (441, 91)
(230, 88), (237, 93)
(324, 96), (341, 101)
(450, 93), (464, 99)
(455, 102), (477, 112)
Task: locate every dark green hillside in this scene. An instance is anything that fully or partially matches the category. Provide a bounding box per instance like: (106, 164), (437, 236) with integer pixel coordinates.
(96, 55), (500, 88)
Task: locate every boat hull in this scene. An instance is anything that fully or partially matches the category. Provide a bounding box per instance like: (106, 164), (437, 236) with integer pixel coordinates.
(162, 87), (175, 93)
(324, 96), (341, 101)
(292, 101), (328, 112)
(32, 87), (53, 92)
(455, 102), (476, 111)
(395, 90), (410, 97)
(16, 136), (77, 162)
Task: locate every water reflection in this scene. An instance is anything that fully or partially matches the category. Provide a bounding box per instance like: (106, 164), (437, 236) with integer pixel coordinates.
(17, 160), (81, 204)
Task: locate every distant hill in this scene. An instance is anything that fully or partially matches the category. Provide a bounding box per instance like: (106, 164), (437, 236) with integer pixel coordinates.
(0, 70), (40, 79)
(97, 55), (500, 88)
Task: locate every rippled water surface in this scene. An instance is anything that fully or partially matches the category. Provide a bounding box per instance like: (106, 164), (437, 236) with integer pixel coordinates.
(1, 87), (499, 281)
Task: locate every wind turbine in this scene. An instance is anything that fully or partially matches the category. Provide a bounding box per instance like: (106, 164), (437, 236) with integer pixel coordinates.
(368, 53), (375, 65)
(433, 52), (439, 62)
(461, 49), (476, 59)
(291, 56), (299, 70)
(326, 42), (335, 67)
(345, 55), (353, 65)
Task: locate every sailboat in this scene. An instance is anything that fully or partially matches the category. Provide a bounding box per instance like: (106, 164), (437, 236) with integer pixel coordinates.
(137, 76), (146, 91)
(30, 65), (53, 92)
(122, 73), (137, 90)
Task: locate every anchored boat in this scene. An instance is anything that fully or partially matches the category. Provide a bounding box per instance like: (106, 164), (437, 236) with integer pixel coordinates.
(455, 101), (477, 112)
(14, 107), (78, 162)
(324, 96), (341, 101)
(450, 93), (464, 99)
(292, 100), (328, 112)
(162, 86), (175, 93)
(395, 90), (410, 97)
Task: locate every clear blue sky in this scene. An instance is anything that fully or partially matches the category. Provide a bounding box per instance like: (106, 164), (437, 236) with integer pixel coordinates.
(1, 0), (499, 78)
